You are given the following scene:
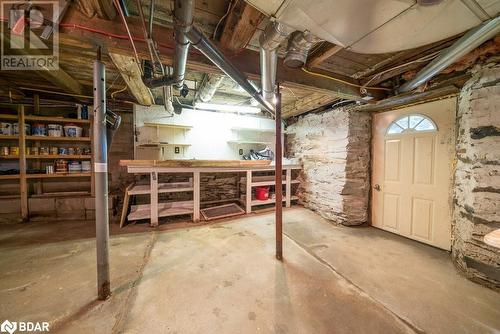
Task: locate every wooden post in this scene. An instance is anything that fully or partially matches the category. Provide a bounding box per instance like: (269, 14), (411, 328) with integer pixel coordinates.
(193, 171), (200, 222)
(19, 105), (28, 221)
(245, 170), (252, 214)
(33, 94), (42, 195)
(150, 171), (158, 227)
(275, 85), (283, 260)
(286, 168), (291, 208)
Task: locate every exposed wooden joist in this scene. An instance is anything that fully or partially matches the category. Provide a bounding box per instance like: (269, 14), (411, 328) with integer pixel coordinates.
(283, 93), (339, 118)
(60, 8), (362, 100)
(307, 43), (343, 69)
(75, 0), (117, 19)
(2, 31), (86, 96)
(219, 1), (264, 52)
(353, 86), (459, 113)
(109, 53), (154, 105)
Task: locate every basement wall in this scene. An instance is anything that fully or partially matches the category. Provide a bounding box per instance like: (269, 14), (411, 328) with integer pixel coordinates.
(286, 108), (371, 225)
(452, 62), (500, 290)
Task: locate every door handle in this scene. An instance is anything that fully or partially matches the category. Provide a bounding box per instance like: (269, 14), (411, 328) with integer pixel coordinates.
(373, 184), (381, 191)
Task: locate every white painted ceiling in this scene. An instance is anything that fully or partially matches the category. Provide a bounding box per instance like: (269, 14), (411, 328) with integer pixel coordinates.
(245, 0), (500, 53)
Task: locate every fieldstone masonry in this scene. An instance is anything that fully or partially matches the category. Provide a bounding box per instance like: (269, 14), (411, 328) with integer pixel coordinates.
(286, 108), (371, 226)
(452, 63), (500, 290)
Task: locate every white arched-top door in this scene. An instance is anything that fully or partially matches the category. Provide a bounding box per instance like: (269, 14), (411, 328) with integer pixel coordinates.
(371, 98), (456, 250)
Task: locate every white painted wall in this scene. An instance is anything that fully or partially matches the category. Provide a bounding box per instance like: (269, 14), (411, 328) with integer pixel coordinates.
(134, 105), (280, 160)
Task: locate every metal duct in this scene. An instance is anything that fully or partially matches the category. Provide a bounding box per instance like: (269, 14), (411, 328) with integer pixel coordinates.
(284, 31), (317, 68)
(196, 74), (224, 102)
(186, 26), (274, 114)
(259, 21), (292, 102)
(398, 16), (500, 93)
(142, 0), (193, 89)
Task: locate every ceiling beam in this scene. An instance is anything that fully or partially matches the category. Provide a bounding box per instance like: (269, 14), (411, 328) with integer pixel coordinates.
(109, 53), (154, 105)
(219, 1), (264, 52)
(306, 43), (343, 69)
(283, 93), (338, 118)
(60, 8), (361, 100)
(3, 30), (86, 96)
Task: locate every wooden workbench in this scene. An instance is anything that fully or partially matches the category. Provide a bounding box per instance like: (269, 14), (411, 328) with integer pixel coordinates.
(120, 160), (301, 226)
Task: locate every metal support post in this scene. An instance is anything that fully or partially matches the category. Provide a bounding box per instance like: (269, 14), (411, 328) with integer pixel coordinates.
(275, 84), (283, 260)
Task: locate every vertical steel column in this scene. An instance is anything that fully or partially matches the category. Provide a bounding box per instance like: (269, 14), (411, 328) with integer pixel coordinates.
(275, 84), (283, 260)
(93, 49), (110, 300)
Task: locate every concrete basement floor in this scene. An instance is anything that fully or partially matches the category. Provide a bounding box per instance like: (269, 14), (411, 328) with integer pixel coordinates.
(0, 207), (499, 334)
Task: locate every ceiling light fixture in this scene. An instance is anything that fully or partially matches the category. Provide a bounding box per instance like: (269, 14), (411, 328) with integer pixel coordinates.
(195, 102), (261, 114)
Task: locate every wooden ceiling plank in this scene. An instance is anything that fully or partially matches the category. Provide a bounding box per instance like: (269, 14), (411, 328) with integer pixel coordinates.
(109, 53), (154, 105)
(307, 43), (343, 69)
(219, 1), (264, 52)
(60, 8), (361, 100)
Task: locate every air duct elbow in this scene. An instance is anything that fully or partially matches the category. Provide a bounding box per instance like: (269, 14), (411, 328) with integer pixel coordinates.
(284, 31), (318, 68)
(259, 21), (292, 103)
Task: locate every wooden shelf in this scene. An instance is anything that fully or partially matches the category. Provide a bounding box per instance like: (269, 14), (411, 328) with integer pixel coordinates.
(27, 155), (92, 159)
(128, 200), (194, 221)
(0, 135), (19, 140)
(250, 196), (299, 206)
(251, 180), (300, 187)
(128, 182), (193, 195)
(0, 155), (20, 159)
(0, 174), (20, 180)
(25, 136), (91, 142)
(0, 114), (18, 121)
(25, 115), (91, 125)
(143, 122), (192, 130)
(231, 127), (274, 133)
(26, 172), (92, 179)
(227, 140), (270, 145)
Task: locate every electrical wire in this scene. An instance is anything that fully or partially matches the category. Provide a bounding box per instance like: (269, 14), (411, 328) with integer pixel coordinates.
(213, 0), (234, 39)
(301, 67), (392, 91)
(113, 0), (144, 72)
(111, 83), (128, 99)
(361, 50), (441, 88)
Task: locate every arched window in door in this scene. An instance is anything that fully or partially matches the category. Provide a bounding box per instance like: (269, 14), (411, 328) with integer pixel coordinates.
(386, 114), (437, 135)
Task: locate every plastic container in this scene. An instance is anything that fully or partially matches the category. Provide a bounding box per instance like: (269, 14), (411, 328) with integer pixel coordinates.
(12, 123), (30, 135)
(58, 147), (68, 155)
(64, 125), (83, 137)
(255, 186), (270, 201)
(81, 161), (91, 172)
(1, 147), (9, 156)
(47, 124), (63, 137)
(32, 123), (47, 136)
(68, 161), (82, 173)
(0, 122), (12, 135)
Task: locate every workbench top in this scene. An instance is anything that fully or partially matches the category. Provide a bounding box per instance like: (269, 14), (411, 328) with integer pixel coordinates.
(120, 159), (301, 170)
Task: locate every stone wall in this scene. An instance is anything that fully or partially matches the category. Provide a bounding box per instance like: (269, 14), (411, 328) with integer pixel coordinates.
(452, 63), (500, 290)
(286, 108), (371, 225)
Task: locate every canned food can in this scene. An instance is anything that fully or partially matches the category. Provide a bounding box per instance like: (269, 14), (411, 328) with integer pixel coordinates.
(30, 147), (39, 155)
(68, 147), (75, 155)
(50, 147), (58, 155)
(58, 147), (68, 155)
(40, 147), (49, 155)
(10, 147), (19, 155)
(32, 123), (47, 136)
(0, 122), (12, 135)
(1, 146), (9, 156)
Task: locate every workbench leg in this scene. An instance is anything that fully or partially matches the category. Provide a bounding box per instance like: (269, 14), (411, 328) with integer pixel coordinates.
(286, 169), (291, 208)
(150, 172), (158, 227)
(245, 170), (252, 214)
(193, 171), (200, 223)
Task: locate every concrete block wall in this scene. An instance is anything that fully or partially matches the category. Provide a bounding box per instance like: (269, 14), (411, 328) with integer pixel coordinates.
(286, 108), (371, 225)
(452, 63), (500, 290)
